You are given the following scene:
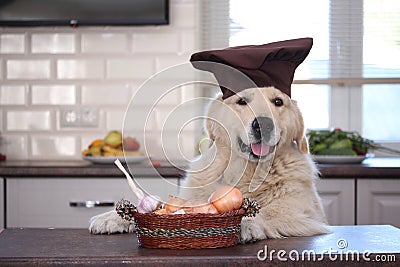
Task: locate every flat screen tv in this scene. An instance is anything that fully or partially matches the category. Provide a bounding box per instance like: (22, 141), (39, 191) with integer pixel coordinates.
(0, 0), (169, 27)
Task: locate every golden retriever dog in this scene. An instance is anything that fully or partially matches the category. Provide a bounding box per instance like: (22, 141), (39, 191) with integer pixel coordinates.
(179, 86), (329, 242)
(89, 86), (329, 243)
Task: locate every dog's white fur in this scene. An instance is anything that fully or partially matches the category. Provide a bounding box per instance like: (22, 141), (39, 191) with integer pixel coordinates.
(89, 87), (329, 242)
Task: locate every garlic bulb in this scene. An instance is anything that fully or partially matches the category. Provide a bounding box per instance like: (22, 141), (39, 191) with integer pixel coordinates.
(137, 195), (162, 213)
(114, 159), (161, 213)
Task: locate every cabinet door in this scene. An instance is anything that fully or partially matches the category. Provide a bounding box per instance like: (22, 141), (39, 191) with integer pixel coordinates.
(0, 178), (3, 229)
(315, 179), (355, 225)
(357, 179), (400, 227)
(6, 177), (179, 228)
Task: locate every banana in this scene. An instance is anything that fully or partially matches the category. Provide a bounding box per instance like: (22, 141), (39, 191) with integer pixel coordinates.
(102, 145), (121, 153)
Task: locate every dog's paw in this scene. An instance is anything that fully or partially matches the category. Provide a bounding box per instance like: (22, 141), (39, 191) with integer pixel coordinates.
(240, 217), (266, 243)
(89, 210), (134, 234)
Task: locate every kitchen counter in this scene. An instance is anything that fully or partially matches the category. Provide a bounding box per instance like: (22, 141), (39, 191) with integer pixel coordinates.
(0, 160), (186, 178)
(317, 158), (400, 178)
(1, 158), (400, 178)
(0, 225), (399, 266)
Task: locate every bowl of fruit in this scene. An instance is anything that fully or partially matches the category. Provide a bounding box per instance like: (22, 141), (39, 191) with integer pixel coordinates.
(307, 128), (400, 164)
(82, 130), (146, 164)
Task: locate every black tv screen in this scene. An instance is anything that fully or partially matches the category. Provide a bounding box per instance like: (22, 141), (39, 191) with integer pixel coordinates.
(0, 0), (169, 26)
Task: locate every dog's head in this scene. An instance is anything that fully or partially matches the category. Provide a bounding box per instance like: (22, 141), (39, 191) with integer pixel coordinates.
(205, 87), (308, 162)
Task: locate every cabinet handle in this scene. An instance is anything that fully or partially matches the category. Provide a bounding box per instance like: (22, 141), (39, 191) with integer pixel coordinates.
(69, 201), (115, 208)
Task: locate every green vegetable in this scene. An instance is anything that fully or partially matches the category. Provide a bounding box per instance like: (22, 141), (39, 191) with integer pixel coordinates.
(313, 143), (327, 153)
(330, 139), (352, 150)
(307, 128), (400, 156)
(316, 148), (357, 156)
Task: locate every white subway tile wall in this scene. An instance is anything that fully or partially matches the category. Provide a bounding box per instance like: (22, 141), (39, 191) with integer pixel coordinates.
(30, 135), (77, 158)
(0, 0), (200, 161)
(0, 85), (27, 105)
(6, 111), (52, 131)
(31, 34), (76, 54)
(81, 85), (131, 106)
(31, 85), (76, 105)
(57, 59), (105, 80)
(0, 135), (28, 160)
(133, 32), (181, 53)
(0, 34), (25, 54)
(82, 33), (129, 54)
(106, 58), (153, 79)
(7, 60), (51, 80)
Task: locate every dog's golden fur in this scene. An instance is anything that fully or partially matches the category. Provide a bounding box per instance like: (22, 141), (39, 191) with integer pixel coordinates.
(89, 87), (329, 242)
(179, 87), (329, 242)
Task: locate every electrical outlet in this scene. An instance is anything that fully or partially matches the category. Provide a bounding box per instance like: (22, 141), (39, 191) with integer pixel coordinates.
(60, 107), (99, 127)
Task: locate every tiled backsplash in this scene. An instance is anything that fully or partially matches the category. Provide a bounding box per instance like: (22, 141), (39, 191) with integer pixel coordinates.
(0, 0), (203, 161)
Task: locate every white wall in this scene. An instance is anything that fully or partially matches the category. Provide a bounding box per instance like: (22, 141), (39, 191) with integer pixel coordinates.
(0, 0), (201, 161)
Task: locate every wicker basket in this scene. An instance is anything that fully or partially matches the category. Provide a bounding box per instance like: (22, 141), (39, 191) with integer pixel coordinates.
(116, 198), (259, 249)
(133, 209), (245, 249)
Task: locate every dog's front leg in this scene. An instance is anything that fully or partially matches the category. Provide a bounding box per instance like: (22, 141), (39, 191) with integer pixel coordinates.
(89, 210), (134, 234)
(240, 216), (267, 243)
(240, 205), (287, 243)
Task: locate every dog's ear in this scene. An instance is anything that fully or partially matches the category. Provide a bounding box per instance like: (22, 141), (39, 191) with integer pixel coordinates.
(292, 100), (309, 154)
(298, 136), (309, 154)
(205, 95), (223, 141)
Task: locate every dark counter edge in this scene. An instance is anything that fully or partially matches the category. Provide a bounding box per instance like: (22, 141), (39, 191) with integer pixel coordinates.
(318, 158), (400, 178)
(0, 161), (186, 178)
(1, 158), (400, 178)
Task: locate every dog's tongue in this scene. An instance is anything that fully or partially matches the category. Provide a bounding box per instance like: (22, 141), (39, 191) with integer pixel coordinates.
(250, 143), (270, 157)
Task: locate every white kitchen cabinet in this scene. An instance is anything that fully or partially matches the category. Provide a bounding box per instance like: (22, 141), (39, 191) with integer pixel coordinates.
(6, 177), (179, 228)
(0, 178), (4, 229)
(315, 179), (355, 225)
(357, 179), (400, 228)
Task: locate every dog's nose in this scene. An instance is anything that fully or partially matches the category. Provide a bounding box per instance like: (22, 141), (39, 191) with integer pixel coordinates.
(252, 117), (274, 141)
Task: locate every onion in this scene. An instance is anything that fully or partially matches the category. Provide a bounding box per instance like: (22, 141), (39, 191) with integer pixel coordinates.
(181, 199), (218, 214)
(154, 208), (167, 215)
(209, 185), (243, 213)
(164, 195), (187, 214)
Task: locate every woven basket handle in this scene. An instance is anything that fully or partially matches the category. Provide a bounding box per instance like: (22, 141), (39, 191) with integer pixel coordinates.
(115, 199), (137, 221)
(241, 198), (261, 217)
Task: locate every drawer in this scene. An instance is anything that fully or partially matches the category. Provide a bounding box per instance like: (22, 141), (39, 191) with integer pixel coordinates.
(357, 179), (400, 227)
(6, 177), (179, 228)
(315, 179), (355, 225)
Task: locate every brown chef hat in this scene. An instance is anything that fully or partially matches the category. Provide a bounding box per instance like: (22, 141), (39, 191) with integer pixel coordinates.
(190, 38), (313, 99)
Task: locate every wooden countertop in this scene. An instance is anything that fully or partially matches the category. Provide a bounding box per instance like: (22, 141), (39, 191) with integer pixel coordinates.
(0, 225), (399, 266)
(0, 158), (400, 178)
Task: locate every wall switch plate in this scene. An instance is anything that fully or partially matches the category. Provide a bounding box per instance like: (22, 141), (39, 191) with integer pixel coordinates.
(60, 107), (99, 127)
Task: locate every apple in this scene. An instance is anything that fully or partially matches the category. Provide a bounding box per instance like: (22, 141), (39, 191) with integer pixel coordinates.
(123, 137), (140, 151)
(104, 130), (122, 148)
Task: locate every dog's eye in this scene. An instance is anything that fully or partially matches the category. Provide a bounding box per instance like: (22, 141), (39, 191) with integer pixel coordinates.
(237, 98), (247, 105)
(273, 97), (284, 107)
